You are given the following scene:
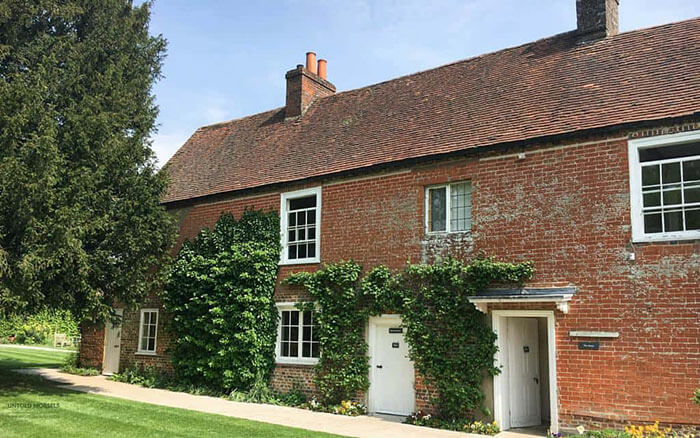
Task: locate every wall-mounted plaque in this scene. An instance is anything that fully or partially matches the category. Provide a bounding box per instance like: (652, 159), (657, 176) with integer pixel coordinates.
(578, 341), (600, 350)
(388, 328), (403, 334)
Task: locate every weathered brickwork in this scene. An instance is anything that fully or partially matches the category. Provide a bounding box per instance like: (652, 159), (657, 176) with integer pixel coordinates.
(78, 321), (104, 369)
(84, 122), (700, 429)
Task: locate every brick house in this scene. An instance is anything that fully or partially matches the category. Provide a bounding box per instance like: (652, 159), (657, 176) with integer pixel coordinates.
(80, 0), (700, 432)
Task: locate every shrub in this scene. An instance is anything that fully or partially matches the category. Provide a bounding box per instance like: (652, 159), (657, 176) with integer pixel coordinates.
(301, 397), (366, 416)
(693, 388), (700, 406)
(0, 309), (79, 345)
(60, 353), (100, 376)
(110, 364), (168, 388)
(163, 210), (280, 392)
(405, 411), (500, 435)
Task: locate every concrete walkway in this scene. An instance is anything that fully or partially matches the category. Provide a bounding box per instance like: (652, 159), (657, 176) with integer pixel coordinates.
(16, 368), (478, 438)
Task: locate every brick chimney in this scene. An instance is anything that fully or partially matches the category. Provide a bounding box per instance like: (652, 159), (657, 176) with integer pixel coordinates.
(285, 52), (336, 118)
(576, 0), (619, 40)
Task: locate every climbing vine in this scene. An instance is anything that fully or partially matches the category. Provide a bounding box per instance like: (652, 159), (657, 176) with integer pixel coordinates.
(285, 257), (533, 420)
(395, 257), (533, 420)
(163, 209), (280, 392)
(284, 261), (372, 404)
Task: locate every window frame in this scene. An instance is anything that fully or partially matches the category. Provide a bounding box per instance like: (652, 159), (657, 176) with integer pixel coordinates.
(280, 187), (321, 265)
(136, 308), (158, 356)
(628, 130), (700, 242)
(424, 181), (473, 234)
(275, 303), (319, 365)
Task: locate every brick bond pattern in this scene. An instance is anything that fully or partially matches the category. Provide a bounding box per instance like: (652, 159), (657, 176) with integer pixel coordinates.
(81, 123), (700, 428)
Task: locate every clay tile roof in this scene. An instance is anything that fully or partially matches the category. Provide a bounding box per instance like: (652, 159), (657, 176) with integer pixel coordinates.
(162, 18), (700, 204)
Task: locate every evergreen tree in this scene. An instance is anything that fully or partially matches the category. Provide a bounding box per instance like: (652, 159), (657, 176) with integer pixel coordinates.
(0, 1), (175, 321)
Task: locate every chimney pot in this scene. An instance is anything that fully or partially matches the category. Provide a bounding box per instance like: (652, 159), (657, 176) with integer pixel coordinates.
(318, 59), (327, 80)
(306, 52), (317, 74)
(576, 0), (619, 40)
(285, 54), (335, 118)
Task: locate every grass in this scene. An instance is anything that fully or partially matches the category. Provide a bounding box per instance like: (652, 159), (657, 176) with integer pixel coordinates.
(0, 346), (347, 438)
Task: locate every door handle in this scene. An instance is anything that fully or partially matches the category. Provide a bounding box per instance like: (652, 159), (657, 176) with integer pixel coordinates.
(376, 365), (383, 369)
(534, 377), (539, 384)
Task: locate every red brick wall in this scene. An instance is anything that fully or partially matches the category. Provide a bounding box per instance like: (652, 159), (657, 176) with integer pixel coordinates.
(78, 322), (104, 369)
(107, 121), (698, 428)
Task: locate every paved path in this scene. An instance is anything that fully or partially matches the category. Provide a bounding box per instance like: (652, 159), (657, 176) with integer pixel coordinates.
(0, 344), (75, 353)
(16, 368), (477, 438)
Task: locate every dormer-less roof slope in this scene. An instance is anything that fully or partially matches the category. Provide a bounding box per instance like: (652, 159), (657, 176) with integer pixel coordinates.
(162, 18), (700, 204)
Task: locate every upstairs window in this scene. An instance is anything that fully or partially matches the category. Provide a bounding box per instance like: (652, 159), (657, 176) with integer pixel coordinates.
(280, 187), (321, 264)
(629, 131), (700, 242)
(276, 305), (319, 364)
(426, 182), (472, 233)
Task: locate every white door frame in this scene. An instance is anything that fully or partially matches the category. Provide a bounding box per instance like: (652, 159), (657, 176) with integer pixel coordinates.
(368, 314), (415, 415)
(492, 310), (558, 433)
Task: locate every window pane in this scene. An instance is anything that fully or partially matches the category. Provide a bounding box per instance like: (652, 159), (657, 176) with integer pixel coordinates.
(307, 243), (315, 258)
(685, 185), (700, 203)
(307, 209), (316, 225)
(429, 187), (446, 232)
(312, 343), (320, 358)
(290, 311), (299, 325)
(664, 210), (683, 232)
(303, 326), (311, 341)
(450, 182), (472, 231)
(641, 165), (660, 186)
(298, 244), (307, 258)
(140, 337), (148, 351)
(289, 343), (298, 357)
(643, 191), (660, 207)
(662, 162), (681, 184)
(149, 325), (156, 337)
(282, 342), (289, 356)
(298, 212), (306, 226)
(288, 230), (296, 243)
(686, 209), (700, 230)
(663, 189), (682, 206)
(288, 245), (297, 260)
(148, 338), (155, 351)
(640, 143), (700, 162)
(308, 227), (315, 239)
(683, 159), (700, 182)
(644, 213), (662, 233)
(289, 195), (316, 210)
(303, 311), (311, 325)
(298, 228), (305, 241)
(290, 327), (298, 342)
(302, 343), (310, 358)
(282, 311), (289, 325)
(288, 212), (296, 226)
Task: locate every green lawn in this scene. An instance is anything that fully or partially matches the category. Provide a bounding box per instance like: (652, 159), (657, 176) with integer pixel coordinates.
(0, 346), (346, 438)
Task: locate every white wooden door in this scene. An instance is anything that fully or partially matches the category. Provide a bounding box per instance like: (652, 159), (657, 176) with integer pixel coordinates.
(507, 317), (541, 427)
(102, 309), (123, 375)
(370, 317), (415, 415)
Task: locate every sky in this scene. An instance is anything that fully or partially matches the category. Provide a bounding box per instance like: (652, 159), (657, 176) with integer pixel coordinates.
(146, 0), (700, 166)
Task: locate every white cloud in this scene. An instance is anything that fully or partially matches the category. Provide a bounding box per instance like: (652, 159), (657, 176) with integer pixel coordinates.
(150, 130), (193, 167)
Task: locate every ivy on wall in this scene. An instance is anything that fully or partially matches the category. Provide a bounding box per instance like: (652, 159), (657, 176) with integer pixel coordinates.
(162, 210), (280, 392)
(286, 257), (533, 421)
(395, 258), (533, 420)
(284, 261), (372, 404)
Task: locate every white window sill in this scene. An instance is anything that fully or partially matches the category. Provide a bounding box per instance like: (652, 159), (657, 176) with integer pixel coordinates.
(276, 357), (319, 366)
(279, 257), (320, 266)
(135, 351), (157, 356)
(633, 232), (700, 243)
(425, 230), (472, 236)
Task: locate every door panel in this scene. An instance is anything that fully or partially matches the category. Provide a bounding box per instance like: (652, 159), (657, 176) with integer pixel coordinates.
(507, 317), (541, 428)
(102, 309), (123, 375)
(370, 318), (415, 415)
